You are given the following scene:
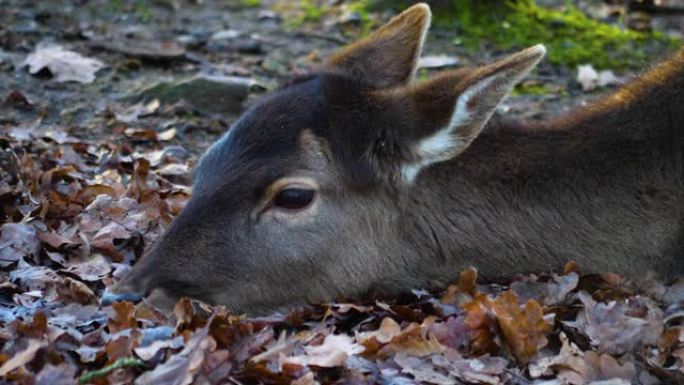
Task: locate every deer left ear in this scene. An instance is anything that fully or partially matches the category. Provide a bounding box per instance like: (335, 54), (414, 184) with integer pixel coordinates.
(325, 3), (431, 89)
(374, 45), (546, 183)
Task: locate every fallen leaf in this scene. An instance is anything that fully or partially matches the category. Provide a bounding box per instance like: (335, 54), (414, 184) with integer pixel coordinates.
(135, 322), (216, 385)
(394, 352), (456, 385)
(576, 64), (620, 91)
(35, 363), (78, 385)
(490, 291), (552, 364)
(387, 318), (446, 357)
(0, 222), (40, 267)
(283, 334), (364, 368)
(64, 254), (112, 281)
(0, 339), (47, 376)
(135, 336), (185, 361)
(23, 44), (105, 84)
(567, 291), (662, 354)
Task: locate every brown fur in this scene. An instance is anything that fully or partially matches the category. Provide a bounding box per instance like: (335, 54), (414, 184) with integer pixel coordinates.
(325, 3), (430, 88)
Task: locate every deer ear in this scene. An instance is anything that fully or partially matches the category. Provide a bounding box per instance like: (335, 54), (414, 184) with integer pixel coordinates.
(395, 45), (547, 182)
(325, 3), (431, 89)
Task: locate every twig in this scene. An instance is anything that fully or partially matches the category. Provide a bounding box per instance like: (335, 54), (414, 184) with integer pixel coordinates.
(294, 31), (348, 45)
(77, 357), (146, 384)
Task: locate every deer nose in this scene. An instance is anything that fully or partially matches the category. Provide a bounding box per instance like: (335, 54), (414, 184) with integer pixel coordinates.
(101, 263), (150, 306)
(100, 290), (143, 306)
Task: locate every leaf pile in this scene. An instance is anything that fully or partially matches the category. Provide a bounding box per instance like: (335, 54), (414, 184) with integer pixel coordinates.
(0, 122), (683, 384)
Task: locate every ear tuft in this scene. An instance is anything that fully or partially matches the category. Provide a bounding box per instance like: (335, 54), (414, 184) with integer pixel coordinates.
(326, 3), (432, 89)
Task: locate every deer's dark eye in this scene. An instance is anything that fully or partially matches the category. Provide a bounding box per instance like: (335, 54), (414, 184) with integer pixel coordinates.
(273, 188), (315, 211)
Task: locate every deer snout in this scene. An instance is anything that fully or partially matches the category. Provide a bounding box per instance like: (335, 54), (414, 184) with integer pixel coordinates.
(101, 266), (148, 306)
(101, 252), (160, 307)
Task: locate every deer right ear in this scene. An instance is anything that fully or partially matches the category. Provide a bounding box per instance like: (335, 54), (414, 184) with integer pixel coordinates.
(325, 3), (431, 89)
(371, 45), (546, 183)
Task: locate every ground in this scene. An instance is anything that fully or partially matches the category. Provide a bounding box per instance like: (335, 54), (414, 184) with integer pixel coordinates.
(0, 0), (683, 384)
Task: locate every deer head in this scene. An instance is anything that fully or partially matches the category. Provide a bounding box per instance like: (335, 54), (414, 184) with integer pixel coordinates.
(109, 3), (545, 314)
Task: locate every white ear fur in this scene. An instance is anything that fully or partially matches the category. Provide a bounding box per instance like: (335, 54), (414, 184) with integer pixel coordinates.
(409, 3), (432, 81)
(401, 44), (547, 183)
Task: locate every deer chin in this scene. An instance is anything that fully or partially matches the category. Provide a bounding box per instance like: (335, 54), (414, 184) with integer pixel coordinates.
(144, 288), (178, 312)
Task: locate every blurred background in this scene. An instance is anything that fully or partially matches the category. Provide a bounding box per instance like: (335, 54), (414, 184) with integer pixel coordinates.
(1, 0), (682, 154)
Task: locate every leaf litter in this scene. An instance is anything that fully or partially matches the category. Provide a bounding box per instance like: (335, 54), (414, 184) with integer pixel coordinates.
(1, 1), (683, 384)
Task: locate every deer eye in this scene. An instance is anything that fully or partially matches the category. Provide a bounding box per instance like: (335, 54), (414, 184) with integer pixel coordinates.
(273, 187), (315, 211)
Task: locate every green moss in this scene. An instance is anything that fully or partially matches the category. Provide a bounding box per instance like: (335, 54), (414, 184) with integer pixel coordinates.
(300, 0), (328, 22)
(281, 0), (329, 28)
(511, 82), (571, 96)
(369, 0), (680, 69)
(134, 0), (151, 23)
(347, 0), (374, 35)
(512, 83), (549, 96)
(103, 0), (151, 23)
(241, 0), (262, 7)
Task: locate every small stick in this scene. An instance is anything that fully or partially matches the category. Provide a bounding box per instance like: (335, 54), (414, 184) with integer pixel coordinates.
(77, 357), (146, 384)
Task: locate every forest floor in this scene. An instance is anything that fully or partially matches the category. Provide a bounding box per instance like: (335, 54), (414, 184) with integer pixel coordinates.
(0, 0), (683, 384)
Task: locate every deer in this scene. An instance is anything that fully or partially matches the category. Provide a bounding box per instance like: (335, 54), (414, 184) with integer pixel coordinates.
(108, 3), (684, 314)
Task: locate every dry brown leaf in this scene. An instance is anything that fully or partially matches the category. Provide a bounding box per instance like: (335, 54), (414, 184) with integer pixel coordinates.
(283, 334), (364, 368)
(107, 301), (138, 333)
(135, 336), (185, 361)
(568, 291), (663, 354)
(462, 294), (499, 356)
(91, 222), (131, 261)
(394, 353), (456, 385)
(34, 363), (78, 385)
(584, 351), (636, 383)
(432, 354), (507, 384)
(63, 254), (112, 282)
(0, 222), (40, 267)
(135, 323), (216, 385)
(387, 319), (446, 357)
(37, 230), (80, 250)
(490, 291), (552, 364)
(57, 277), (97, 304)
(530, 332), (590, 384)
(357, 317), (401, 346)
(0, 339), (47, 376)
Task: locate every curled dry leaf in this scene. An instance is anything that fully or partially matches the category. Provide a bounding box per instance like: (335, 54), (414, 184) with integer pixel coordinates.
(0, 339), (47, 376)
(107, 301), (138, 334)
(34, 363), (78, 385)
(531, 332), (637, 384)
(63, 254), (112, 282)
(283, 334), (364, 368)
(432, 354), (508, 384)
(567, 291), (663, 355)
(386, 317), (446, 357)
(135, 322), (216, 385)
(23, 45), (105, 84)
(135, 336), (185, 361)
(393, 352), (456, 385)
(490, 291), (553, 364)
(0, 222), (40, 267)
